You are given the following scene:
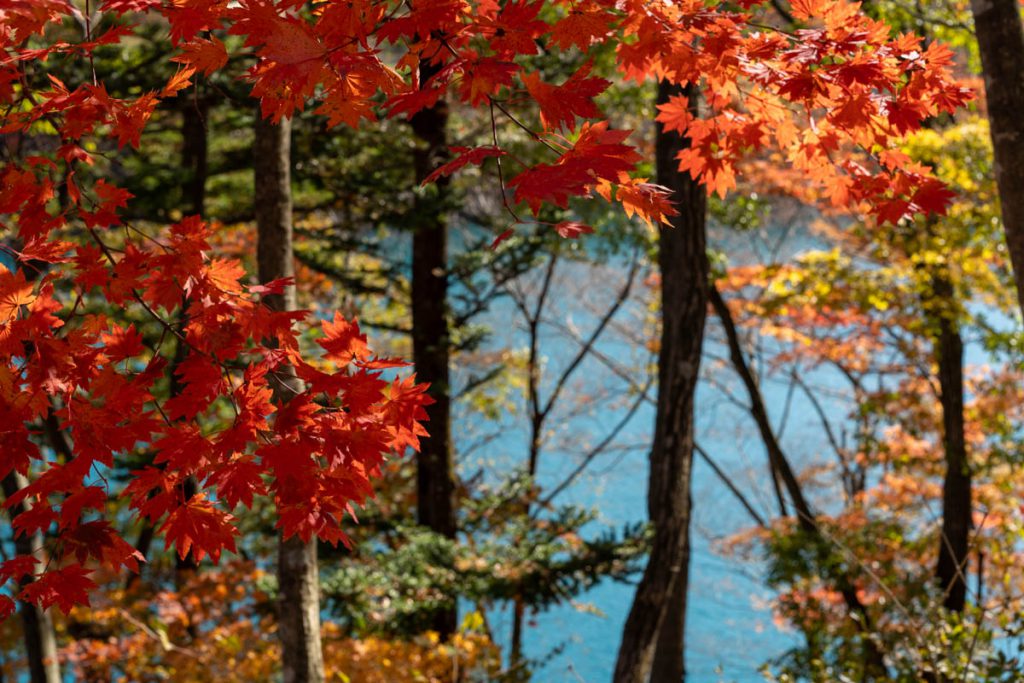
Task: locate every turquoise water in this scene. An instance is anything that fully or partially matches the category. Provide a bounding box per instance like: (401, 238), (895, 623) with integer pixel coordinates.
(455, 220), (832, 682)
(1, 221), (809, 681)
(465, 209), (1015, 682)
(497, 387), (808, 683)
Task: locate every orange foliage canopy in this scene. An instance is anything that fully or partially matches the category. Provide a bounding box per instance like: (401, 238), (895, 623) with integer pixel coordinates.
(0, 0), (969, 615)
(54, 562), (499, 682)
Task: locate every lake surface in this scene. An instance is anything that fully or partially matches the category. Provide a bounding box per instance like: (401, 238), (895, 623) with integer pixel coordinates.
(457, 215), (834, 682)
(473, 207), (1013, 682)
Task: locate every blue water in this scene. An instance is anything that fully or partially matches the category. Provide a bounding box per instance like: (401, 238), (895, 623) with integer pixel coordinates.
(0, 213), (817, 681)
(488, 387), (821, 683)
(460, 206), (1019, 682)
(451, 218), (840, 682)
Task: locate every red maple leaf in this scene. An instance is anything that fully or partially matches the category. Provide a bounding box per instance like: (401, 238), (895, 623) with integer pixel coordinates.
(317, 313), (371, 365)
(522, 63), (610, 132)
(19, 565), (96, 614)
(423, 145), (506, 185)
(172, 36), (229, 76)
(160, 494), (238, 563)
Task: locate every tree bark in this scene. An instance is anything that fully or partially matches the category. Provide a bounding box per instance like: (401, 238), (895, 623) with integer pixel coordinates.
(613, 81), (706, 683)
(970, 0), (1024, 313)
(931, 278), (971, 613)
(254, 113), (325, 683)
(710, 284), (888, 679)
(181, 95), (208, 217)
(2, 473), (61, 683)
(133, 97), (206, 588)
(410, 57), (457, 638)
(0, 251), (61, 683)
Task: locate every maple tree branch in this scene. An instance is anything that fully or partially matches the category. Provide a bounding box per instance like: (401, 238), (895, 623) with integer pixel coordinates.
(536, 372), (652, 509)
(84, 0), (97, 86)
(81, 221), (253, 426)
(543, 316), (771, 529)
(768, 0), (796, 26)
(539, 253), (638, 424)
(489, 97), (562, 155)
(694, 443), (768, 529)
(710, 282), (893, 672)
(789, 369), (846, 465)
(84, 226), (188, 346)
(711, 283), (812, 523)
(117, 608), (198, 657)
(430, 30), (561, 154)
(123, 220), (173, 252)
(773, 372), (798, 440)
(488, 99), (523, 228)
(525, 253), (558, 475)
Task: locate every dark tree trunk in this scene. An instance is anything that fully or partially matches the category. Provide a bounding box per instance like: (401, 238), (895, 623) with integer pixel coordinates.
(254, 114), (325, 683)
(970, 0), (1024, 312)
(410, 58), (457, 639)
(710, 284), (888, 679)
(614, 81), (706, 683)
(931, 278), (971, 612)
(181, 96), (208, 216)
(1, 252), (61, 683)
(651, 572), (689, 683)
(2, 474), (61, 683)
(175, 97), (203, 566)
(133, 98), (207, 588)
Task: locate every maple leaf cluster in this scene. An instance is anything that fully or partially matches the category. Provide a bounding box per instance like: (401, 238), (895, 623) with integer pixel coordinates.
(153, 0), (968, 234)
(0, 0), (970, 615)
(0, 209), (432, 615)
(0, 3), (432, 616)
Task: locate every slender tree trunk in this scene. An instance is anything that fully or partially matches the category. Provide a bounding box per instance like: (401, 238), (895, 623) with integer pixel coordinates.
(277, 535), (323, 683)
(1, 254), (61, 683)
(613, 81), (706, 683)
(710, 284), (888, 679)
(2, 474), (61, 683)
(970, 0), (1024, 313)
(132, 98), (208, 589)
(181, 96), (208, 217)
(410, 58), (457, 638)
(510, 255), (556, 669)
(931, 278), (971, 612)
(254, 114), (325, 683)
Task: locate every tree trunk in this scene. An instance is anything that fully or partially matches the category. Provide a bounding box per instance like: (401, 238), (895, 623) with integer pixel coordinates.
(254, 113), (325, 683)
(277, 535), (323, 683)
(710, 284), (888, 678)
(931, 278), (971, 612)
(410, 58), (457, 638)
(970, 0), (1024, 313)
(613, 81), (706, 683)
(651, 572), (689, 683)
(1, 253), (61, 683)
(2, 473), (61, 683)
(134, 97), (206, 588)
(181, 96), (208, 217)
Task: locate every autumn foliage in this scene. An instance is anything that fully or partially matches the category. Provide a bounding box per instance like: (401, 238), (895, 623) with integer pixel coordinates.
(0, 0), (970, 624)
(53, 562), (499, 682)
